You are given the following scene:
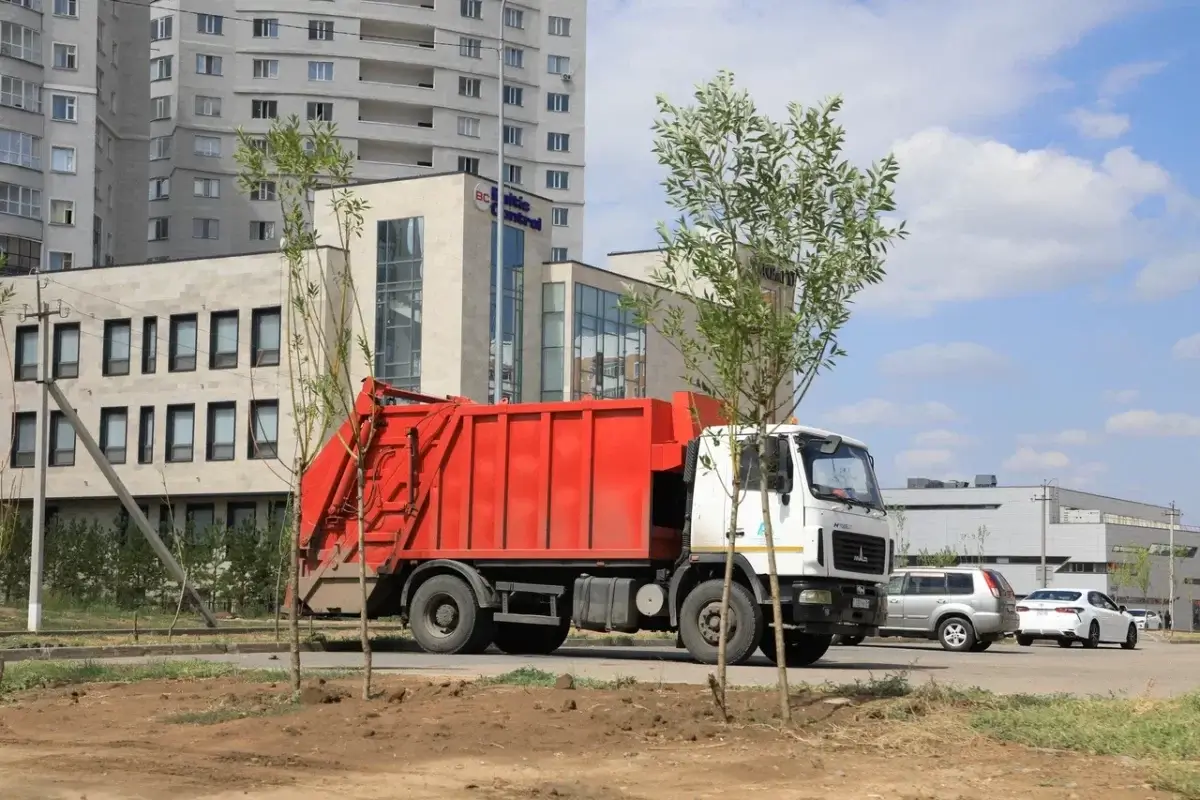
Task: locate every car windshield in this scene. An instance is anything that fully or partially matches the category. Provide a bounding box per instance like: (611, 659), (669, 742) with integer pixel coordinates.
(797, 437), (884, 511)
(1128, 609), (1147, 617)
(1025, 590), (1082, 602)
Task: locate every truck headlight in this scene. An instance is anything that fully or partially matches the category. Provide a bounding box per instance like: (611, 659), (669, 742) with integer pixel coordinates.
(797, 589), (833, 605)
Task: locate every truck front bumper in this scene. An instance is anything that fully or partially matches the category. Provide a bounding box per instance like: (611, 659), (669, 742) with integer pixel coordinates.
(789, 578), (886, 636)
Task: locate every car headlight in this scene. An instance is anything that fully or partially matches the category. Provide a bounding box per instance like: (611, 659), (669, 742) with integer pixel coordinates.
(797, 589), (833, 604)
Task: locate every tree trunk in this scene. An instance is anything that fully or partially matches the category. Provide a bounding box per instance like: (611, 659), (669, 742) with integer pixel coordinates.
(356, 456), (373, 701)
(758, 432), (791, 723)
(288, 467), (302, 697)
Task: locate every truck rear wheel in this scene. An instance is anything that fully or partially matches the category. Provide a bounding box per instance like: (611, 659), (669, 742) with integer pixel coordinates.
(760, 628), (833, 667)
(679, 579), (764, 666)
(493, 620), (571, 655)
(409, 574), (494, 654)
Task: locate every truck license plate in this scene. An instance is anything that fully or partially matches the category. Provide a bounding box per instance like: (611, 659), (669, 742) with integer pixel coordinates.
(851, 598), (870, 610)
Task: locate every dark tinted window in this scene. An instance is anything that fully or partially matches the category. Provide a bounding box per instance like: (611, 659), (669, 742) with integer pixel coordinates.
(905, 574), (945, 595)
(946, 572), (974, 594)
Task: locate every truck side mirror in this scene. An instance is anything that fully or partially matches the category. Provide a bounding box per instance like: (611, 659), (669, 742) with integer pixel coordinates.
(774, 436), (793, 495)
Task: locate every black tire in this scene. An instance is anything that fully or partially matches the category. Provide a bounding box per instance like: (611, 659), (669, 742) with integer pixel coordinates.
(760, 628), (833, 667)
(1016, 635), (1033, 647)
(409, 574), (494, 655)
(937, 616), (976, 652)
(969, 640), (992, 652)
(1082, 621), (1101, 649)
(1058, 639), (1073, 648)
(493, 620), (570, 655)
(679, 579), (764, 666)
(1121, 623), (1138, 650)
(833, 635), (865, 646)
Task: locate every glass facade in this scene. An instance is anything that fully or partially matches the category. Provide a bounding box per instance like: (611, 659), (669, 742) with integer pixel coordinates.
(540, 282), (565, 400)
(489, 222), (524, 401)
(375, 217), (425, 390)
(572, 283), (647, 400)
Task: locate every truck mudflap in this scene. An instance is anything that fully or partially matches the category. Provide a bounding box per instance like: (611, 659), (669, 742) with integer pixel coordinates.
(789, 577), (886, 636)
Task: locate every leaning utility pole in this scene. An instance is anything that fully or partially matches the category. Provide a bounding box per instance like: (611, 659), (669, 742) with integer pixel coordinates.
(17, 276), (64, 632)
(1032, 480), (1053, 588)
(1166, 501), (1180, 630)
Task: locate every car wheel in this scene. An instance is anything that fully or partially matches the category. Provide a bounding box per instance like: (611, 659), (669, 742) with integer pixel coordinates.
(937, 617), (976, 652)
(1016, 634), (1033, 647)
(969, 640), (992, 652)
(1057, 639), (1073, 648)
(1082, 620), (1101, 649)
(1121, 623), (1138, 650)
(832, 635), (865, 646)
(760, 629), (833, 667)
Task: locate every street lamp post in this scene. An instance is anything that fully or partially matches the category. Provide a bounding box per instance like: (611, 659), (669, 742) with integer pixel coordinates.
(491, 0), (508, 404)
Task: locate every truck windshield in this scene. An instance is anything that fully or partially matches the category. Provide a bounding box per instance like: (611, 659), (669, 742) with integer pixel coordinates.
(796, 437), (884, 511)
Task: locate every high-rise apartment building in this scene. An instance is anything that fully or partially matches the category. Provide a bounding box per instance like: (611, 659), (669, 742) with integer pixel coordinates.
(143, 0), (586, 264)
(0, 0), (149, 271)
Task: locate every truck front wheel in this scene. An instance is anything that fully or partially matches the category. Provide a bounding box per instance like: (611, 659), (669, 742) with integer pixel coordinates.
(679, 579), (764, 666)
(409, 574), (495, 654)
(493, 620), (571, 655)
(760, 628), (833, 667)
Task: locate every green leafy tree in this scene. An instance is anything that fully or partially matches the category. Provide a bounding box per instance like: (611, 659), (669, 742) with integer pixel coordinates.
(234, 116), (374, 700)
(625, 71), (904, 723)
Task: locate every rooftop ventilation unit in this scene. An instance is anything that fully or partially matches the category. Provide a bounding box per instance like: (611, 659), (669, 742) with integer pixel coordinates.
(947, 480), (969, 488)
(975, 474), (998, 488)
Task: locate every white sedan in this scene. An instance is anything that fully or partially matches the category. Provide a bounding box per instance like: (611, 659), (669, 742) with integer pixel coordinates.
(1127, 609), (1163, 631)
(1015, 588), (1139, 649)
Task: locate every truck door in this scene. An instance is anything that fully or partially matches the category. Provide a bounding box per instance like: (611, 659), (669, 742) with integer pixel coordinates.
(732, 435), (800, 571)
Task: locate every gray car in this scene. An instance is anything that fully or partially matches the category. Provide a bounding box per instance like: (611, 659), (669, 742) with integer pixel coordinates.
(874, 567), (1020, 651)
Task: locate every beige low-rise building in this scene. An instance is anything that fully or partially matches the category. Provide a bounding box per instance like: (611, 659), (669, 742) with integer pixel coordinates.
(1, 171), (793, 529)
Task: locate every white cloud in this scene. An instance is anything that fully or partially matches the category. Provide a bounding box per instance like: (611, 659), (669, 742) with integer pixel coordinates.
(879, 342), (1011, 379)
(1098, 60), (1167, 101)
(1133, 253), (1200, 300)
(1017, 429), (1095, 447)
(913, 429), (975, 448)
(896, 448), (955, 471)
(1103, 388), (1140, 405)
(1171, 333), (1200, 360)
(1066, 461), (1109, 489)
(1002, 447), (1071, 473)
(1066, 108), (1130, 139)
(822, 398), (957, 428)
(1106, 410), (1200, 437)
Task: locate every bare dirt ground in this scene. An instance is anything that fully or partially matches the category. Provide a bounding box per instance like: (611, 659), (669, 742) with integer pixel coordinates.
(0, 673), (1176, 800)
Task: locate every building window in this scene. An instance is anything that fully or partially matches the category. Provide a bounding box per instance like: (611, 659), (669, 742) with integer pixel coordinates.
(252, 18), (278, 37)
(193, 135), (220, 157)
(142, 316), (157, 373)
(14, 324), (36, 381)
(206, 402), (235, 461)
(306, 101), (333, 122)
(550, 246), (567, 262)
(250, 221), (275, 241)
(185, 505), (212, 534)
(192, 218), (219, 239)
(53, 0), (78, 17)
(193, 177), (220, 198)
(460, 0), (481, 19)
(196, 13), (223, 35)
(195, 54), (222, 75)
(540, 283), (565, 401)
(251, 99), (277, 119)
(548, 15), (571, 36)
(552, 207), (569, 227)
(49, 198), (74, 226)
(50, 93), (77, 121)
(458, 36), (481, 59)
(249, 400), (279, 459)
(457, 116), (480, 138)
(165, 404), (194, 462)
(0, 234), (41, 271)
(49, 411), (75, 466)
(504, 46), (524, 68)
(47, 251), (72, 271)
(503, 6), (523, 28)
(52, 322), (79, 379)
(102, 319), (131, 376)
(250, 180), (276, 201)
(458, 76), (481, 98)
(503, 125), (523, 146)
(99, 407), (128, 464)
(10, 411), (34, 468)
(375, 218), (424, 390)
(0, 181), (40, 219)
(573, 284), (648, 400)
(0, 75), (42, 114)
(503, 85), (523, 106)
(0, 130), (38, 170)
(52, 43), (78, 71)
(457, 156), (479, 175)
(149, 177), (170, 200)
(547, 132), (570, 152)
(546, 92), (570, 113)
(227, 502), (257, 530)
(308, 60), (333, 81)
(149, 136), (171, 160)
(251, 306), (281, 367)
(49, 145), (75, 173)
(148, 217), (169, 241)
(209, 310), (238, 368)
(195, 95), (221, 116)
(252, 58), (278, 79)
(151, 95), (171, 121)
(308, 20), (334, 40)
(138, 406), (154, 463)
(546, 169), (569, 190)
(547, 55), (570, 75)
(505, 163), (522, 184)
(168, 314), (197, 372)
(490, 222), (524, 401)
(1, 21), (40, 63)
(149, 55), (171, 81)
(150, 15), (172, 40)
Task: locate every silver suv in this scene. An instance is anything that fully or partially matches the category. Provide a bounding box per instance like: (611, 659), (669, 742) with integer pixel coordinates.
(877, 567), (1020, 651)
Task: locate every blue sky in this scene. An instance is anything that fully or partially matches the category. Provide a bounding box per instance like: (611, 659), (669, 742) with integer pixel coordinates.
(582, 0), (1200, 507)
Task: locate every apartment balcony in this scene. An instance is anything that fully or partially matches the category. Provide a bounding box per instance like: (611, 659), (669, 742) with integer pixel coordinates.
(359, 20), (435, 62)
(356, 100), (440, 147)
(355, 140), (433, 179)
(358, 59), (437, 105)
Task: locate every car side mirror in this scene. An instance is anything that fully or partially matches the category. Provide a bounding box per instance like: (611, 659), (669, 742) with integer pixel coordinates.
(1119, 605), (1127, 612)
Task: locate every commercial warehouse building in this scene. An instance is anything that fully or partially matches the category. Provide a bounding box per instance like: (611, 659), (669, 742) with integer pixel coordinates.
(2, 171), (793, 537)
(884, 479), (1200, 629)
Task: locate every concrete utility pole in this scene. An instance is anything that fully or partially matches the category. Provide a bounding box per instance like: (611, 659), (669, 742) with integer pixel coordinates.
(491, 0), (509, 404)
(18, 276), (63, 632)
(1032, 480), (1055, 588)
(1166, 501), (1180, 630)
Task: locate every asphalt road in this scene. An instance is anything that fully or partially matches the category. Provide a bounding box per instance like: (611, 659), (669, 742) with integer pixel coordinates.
(110, 637), (1200, 697)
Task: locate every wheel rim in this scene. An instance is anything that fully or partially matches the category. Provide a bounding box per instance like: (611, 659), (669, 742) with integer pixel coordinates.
(1090, 624), (1099, 644)
(1128, 626), (1137, 646)
(424, 592), (461, 640)
(698, 600), (734, 647)
(943, 622), (968, 648)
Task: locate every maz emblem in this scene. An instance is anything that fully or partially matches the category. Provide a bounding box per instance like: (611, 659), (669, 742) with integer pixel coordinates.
(853, 547), (869, 564)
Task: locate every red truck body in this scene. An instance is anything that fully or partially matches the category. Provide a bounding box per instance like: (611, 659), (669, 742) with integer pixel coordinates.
(297, 380), (724, 613)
